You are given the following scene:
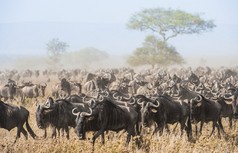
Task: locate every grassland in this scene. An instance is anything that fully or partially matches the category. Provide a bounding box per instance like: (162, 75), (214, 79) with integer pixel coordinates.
(1, 98), (238, 153)
(1, 75), (238, 153)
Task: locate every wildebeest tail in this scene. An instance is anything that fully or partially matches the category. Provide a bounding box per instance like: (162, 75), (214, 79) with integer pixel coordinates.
(26, 118), (37, 139)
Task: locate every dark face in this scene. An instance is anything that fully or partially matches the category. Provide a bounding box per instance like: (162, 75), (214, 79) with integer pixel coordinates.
(36, 106), (47, 129)
(39, 85), (46, 97)
(141, 104), (157, 127)
(191, 98), (202, 116)
(8, 82), (16, 99)
(232, 96), (238, 118)
(75, 115), (85, 140)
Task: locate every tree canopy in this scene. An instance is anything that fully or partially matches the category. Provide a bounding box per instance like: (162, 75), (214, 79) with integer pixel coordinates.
(127, 35), (184, 68)
(46, 38), (69, 63)
(127, 8), (216, 42)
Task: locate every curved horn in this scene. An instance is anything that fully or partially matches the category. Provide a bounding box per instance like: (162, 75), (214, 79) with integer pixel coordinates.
(44, 97), (54, 108)
(196, 94), (203, 102)
(80, 108), (92, 117)
(72, 108), (80, 116)
(98, 95), (104, 102)
(224, 93), (232, 99)
(223, 94), (234, 105)
(82, 96), (92, 103)
(128, 97), (136, 105)
(105, 90), (109, 97)
(150, 100), (160, 108)
(113, 92), (119, 99)
(43, 103), (51, 109)
(137, 98), (144, 105)
(224, 99), (233, 105)
(89, 99), (96, 106)
(173, 89), (180, 97)
(123, 95), (131, 101)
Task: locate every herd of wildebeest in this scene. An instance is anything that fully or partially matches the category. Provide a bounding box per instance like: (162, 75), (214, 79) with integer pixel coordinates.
(0, 66), (238, 148)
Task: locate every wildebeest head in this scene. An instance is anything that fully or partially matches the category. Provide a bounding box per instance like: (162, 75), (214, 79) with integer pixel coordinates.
(233, 96), (238, 118)
(36, 105), (47, 129)
(72, 107), (92, 139)
(35, 97), (55, 129)
(61, 78), (71, 95)
(141, 100), (160, 127)
(224, 93), (238, 118)
(5, 80), (17, 99)
(190, 94), (204, 116)
(38, 83), (47, 97)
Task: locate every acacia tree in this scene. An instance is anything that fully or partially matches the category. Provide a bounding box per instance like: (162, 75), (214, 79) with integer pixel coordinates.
(46, 38), (69, 64)
(127, 35), (184, 68)
(127, 8), (215, 67)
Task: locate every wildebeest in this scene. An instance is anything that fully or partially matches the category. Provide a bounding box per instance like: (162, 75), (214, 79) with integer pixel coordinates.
(52, 79), (81, 99)
(215, 94), (236, 128)
(19, 83), (47, 103)
(60, 78), (71, 96)
(0, 101), (36, 142)
(73, 97), (139, 148)
(0, 79), (17, 101)
(35, 97), (76, 139)
(141, 95), (191, 138)
(190, 94), (225, 137)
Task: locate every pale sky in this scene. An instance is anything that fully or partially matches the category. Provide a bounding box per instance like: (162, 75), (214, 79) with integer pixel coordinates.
(0, 0), (237, 58)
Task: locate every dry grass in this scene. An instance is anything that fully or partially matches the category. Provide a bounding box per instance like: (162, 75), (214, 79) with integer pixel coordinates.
(1, 100), (238, 153)
(1, 75), (238, 153)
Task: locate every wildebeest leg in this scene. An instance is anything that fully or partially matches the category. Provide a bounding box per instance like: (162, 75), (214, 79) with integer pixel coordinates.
(51, 127), (56, 138)
(126, 126), (136, 145)
(92, 129), (105, 147)
(234, 119), (236, 130)
(44, 129), (47, 138)
(61, 128), (65, 137)
(172, 123), (178, 133)
(14, 125), (23, 143)
(21, 127), (28, 140)
(180, 122), (186, 136)
(199, 121), (204, 135)
(151, 127), (159, 136)
(135, 122), (141, 135)
(195, 124), (198, 136)
(209, 121), (217, 137)
(65, 127), (70, 139)
(229, 116), (232, 129)
(165, 124), (170, 134)
(101, 132), (105, 144)
(57, 128), (61, 138)
(218, 117), (225, 135)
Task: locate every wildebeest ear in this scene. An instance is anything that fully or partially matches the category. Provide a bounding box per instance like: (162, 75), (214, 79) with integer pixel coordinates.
(150, 108), (157, 113)
(196, 102), (202, 107)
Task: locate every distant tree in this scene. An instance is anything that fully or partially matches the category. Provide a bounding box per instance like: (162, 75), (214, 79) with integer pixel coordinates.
(127, 35), (184, 68)
(127, 8), (215, 67)
(46, 38), (69, 64)
(127, 8), (216, 42)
